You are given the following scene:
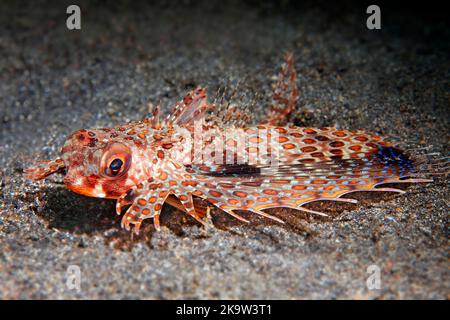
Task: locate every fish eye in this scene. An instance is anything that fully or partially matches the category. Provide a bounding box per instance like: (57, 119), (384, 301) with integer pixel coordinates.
(101, 143), (132, 178)
(108, 158), (123, 175)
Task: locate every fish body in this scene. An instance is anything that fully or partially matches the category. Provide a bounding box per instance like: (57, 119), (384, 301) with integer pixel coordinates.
(24, 54), (441, 234)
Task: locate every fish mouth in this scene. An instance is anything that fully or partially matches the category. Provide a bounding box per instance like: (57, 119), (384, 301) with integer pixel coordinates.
(63, 173), (103, 198)
(65, 182), (101, 198)
(64, 178), (123, 199)
(63, 169), (125, 199)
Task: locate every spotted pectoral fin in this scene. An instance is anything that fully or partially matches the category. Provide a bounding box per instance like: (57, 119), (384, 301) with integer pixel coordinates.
(189, 175), (365, 221)
(166, 87), (209, 126)
(190, 144), (436, 220)
(185, 178), (287, 223)
(23, 157), (65, 180)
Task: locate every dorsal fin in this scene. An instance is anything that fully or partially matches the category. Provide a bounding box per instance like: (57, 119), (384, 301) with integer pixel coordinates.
(150, 104), (161, 129)
(264, 51), (299, 126)
(166, 87), (209, 126)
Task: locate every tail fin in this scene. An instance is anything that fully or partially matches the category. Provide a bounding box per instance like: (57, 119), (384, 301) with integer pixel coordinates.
(396, 147), (449, 180)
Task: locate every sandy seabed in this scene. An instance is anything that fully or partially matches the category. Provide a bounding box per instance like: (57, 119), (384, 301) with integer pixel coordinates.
(0, 1), (448, 299)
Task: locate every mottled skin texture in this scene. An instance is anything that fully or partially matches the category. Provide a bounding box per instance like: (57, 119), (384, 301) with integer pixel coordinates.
(24, 53), (439, 234)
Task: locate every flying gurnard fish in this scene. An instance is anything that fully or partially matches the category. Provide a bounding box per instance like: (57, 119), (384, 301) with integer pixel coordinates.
(24, 53), (447, 234)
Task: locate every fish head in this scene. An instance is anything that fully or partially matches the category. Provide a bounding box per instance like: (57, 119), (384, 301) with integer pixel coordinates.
(24, 126), (150, 199)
